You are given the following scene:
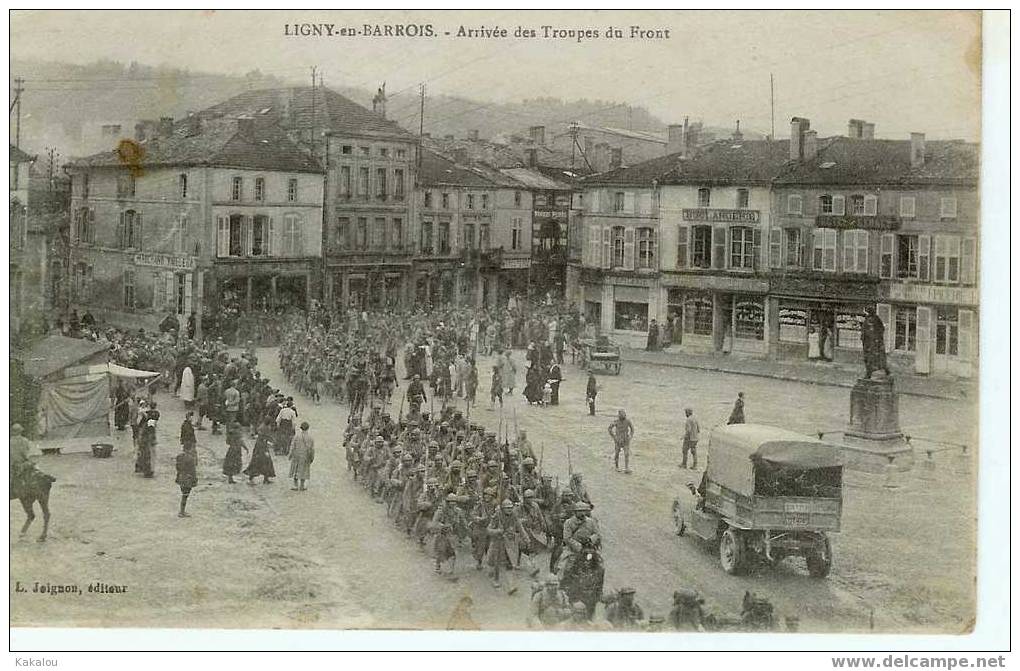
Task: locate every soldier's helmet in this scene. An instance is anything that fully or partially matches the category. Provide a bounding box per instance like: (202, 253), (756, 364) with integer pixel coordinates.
(441, 421), (450, 428)
(426, 478), (439, 487)
(428, 440), (440, 448)
(523, 457), (535, 466)
(465, 470), (478, 479)
(487, 460), (499, 468)
(546, 576), (561, 587)
(402, 453), (414, 462)
(501, 499), (514, 509)
(620, 586), (636, 595)
(483, 487), (497, 498)
(446, 492), (459, 502)
(541, 474), (553, 481)
(374, 436), (385, 444)
(572, 501), (591, 512)
(450, 459), (463, 469)
(523, 489), (536, 499)
(571, 601), (587, 613)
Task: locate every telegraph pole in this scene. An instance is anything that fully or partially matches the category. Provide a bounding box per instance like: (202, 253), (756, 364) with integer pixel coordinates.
(13, 77), (25, 149)
(417, 83), (426, 172)
(770, 73), (775, 140)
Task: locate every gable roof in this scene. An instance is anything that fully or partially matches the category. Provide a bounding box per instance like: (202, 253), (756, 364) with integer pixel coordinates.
(70, 117), (323, 173)
(660, 140), (793, 186)
(775, 137), (979, 186)
(500, 167), (575, 191)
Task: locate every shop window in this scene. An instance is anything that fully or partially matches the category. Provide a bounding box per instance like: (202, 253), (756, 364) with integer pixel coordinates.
(812, 228), (837, 272)
(894, 308), (917, 352)
(611, 226), (626, 268)
(691, 225), (712, 269)
(842, 229), (869, 273)
(935, 308), (959, 356)
(835, 312), (864, 349)
(697, 188), (711, 207)
(636, 227), (656, 269)
(779, 307), (807, 343)
(730, 226), (755, 269)
(934, 235), (961, 284)
(734, 299), (764, 340)
(614, 301), (648, 331)
(736, 188), (749, 209)
(684, 296), (713, 336)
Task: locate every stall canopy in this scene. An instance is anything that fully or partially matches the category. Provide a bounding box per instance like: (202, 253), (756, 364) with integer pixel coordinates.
(94, 362), (161, 379)
(13, 335), (112, 439)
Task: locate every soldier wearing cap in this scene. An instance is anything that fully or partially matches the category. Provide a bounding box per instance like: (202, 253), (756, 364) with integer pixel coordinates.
(443, 458), (464, 494)
(557, 501), (601, 579)
(528, 575), (571, 628)
(431, 492), (465, 576)
(605, 587), (645, 629)
(646, 614), (666, 632)
(487, 499), (527, 593)
(519, 456), (540, 493)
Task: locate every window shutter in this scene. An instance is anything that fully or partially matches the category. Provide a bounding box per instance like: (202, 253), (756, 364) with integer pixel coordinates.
(858, 230), (869, 274)
(880, 233), (895, 279)
(295, 218), (304, 255)
(842, 231), (855, 272)
(712, 226), (727, 269)
(676, 226), (689, 269)
(958, 309), (975, 362)
(152, 272), (164, 309)
(267, 217), (275, 256)
(245, 215), (254, 256)
(216, 217), (228, 257)
(769, 228), (782, 268)
(601, 227), (611, 269)
(876, 303), (893, 352)
(797, 229), (806, 268)
(864, 195), (878, 216)
(87, 209), (95, 243)
(623, 228), (635, 270)
(832, 195), (846, 216)
(623, 192), (635, 213)
(918, 234), (931, 281)
(914, 306), (932, 374)
(117, 212), (126, 249)
(165, 272), (175, 311)
(961, 237), (976, 285)
(802, 228), (814, 269)
(183, 273), (193, 316)
(752, 228), (762, 271)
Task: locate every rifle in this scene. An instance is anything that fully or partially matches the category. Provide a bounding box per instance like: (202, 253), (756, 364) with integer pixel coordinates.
(567, 443), (573, 476)
(513, 406), (520, 445)
(539, 443), (544, 475)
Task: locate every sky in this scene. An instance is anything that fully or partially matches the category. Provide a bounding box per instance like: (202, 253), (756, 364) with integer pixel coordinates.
(10, 9), (983, 140)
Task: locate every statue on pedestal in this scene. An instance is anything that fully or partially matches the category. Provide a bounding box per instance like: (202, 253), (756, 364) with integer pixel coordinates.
(860, 305), (891, 380)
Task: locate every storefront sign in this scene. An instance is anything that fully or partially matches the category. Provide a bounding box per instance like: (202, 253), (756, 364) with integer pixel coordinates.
(771, 275), (878, 301)
(133, 253), (195, 270)
(815, 215), (899, 230)
(605, 273), (655, 288)
(501, 258), (531, 269)
(663, 272), (768, 293)
(884, 282), (977, 306)
(534, 210), (568, 219)
(682, 208), (760, 223)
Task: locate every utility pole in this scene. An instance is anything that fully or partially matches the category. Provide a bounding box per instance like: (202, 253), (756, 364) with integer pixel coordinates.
(13, 77), (25, 149)
(770, 73), (775, 140)
(310, 65), (318, 147)
(417, 83), (426, 172)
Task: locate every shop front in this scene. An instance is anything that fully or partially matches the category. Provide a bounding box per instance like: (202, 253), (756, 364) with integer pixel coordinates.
(662, 273), (769, 355)
(881, 282), (977, 378)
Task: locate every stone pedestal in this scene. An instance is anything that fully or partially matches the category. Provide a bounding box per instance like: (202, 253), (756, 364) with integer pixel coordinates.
(840, 376), (913, 473)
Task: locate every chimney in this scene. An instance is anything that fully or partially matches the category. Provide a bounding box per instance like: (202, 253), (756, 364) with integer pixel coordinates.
(529, 125), (546, 146)
(910, 132), (926, 168)
(847, 119), (864, 139)
(610, 147), (623, 170)
(372, 84), (387, 118)
(803, 130), (818, 160)
(687, 121), (702, 151)
(134, 120), (157, 142)
(468, 129), (479, 141)
(526, 148), (538, 167)
(158, 116), (174, 138)
(790, 117), (810, 160)
(732, 120), (743, 142)
(667, 123), (685, 155)
(863, 122), (875, 140)
(593, 143), (611, 172)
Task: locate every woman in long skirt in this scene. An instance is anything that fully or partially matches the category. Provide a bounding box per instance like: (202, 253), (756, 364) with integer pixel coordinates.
(222, 421), (247, 484)
(244, 422), (276, 484)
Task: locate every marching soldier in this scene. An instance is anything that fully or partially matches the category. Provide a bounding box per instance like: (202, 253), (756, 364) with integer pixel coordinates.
(487, 499), (527, 594)
(431, 492), (465, 577)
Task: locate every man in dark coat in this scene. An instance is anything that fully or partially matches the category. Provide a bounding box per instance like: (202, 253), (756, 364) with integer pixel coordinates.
(585, 372), (598, 417)
(175, 443), (198, 518)
(547, 363), (563, 406)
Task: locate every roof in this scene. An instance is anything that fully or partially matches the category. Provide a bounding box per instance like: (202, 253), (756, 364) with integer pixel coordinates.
(499, 167), (575, 191)
(424, 135), (580, 171)
(14, 335), (110, 379)
(581, 151), (684, 186)
(10, 144), (34, 163)
(775, 137), (979, 187)
(574, 123), (667, 144)
(200, 86), (413, 140)
(712, 424), (842, 470)
(70, 117), (323, 173)
(418, 149), (499, 188)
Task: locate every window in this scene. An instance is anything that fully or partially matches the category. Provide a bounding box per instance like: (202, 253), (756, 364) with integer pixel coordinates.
(74, 207), (96, 245)
(122, 270), (135, 309)
(736, 188), (749, 209)
(842, 229), (869, 273)
(768, 228), (781, 268)
(479, 222), (490, 250)
(467, 194), (475, 210)
(849, 194), (866, 216)
(179, 174), (188, 199)
(697, 188), (711, 208)
(396, 149), (406, 159)
(391, 218), (402, 250)
(73, 263), (93, 301)
(359, 146), (370, 156)
(117, 173), (136, 198)
(787, 194), (803, 215)
(934, 235), (961, 284)
(730, 226), (755, 269)
(637, 227), (656, 269)
(611, 226), (626, 268)
(375, 169), (387, 199)
(896, 234), (929, 280)
(819, 195), (833, 214)
(288, 178), (298, 202)
(812, 228), (837, 271)
(899, 196), (915, 218)
(424, 191), (433, 208)
(463, 222), (475, 249)
(613, 192), (625, 213)
(481, 194), (489, 210)
(691, 225), (712, 269)
(394, 169), (405, 199)
(734, 298), (765, 340)
(614, 301), (649, 331)
(251, 215), (270, 256)
(511, 217), (523, 250)
(254, 177), (265, 202)
(684, 295), (713, 335)
(935, 308), (959, 356)
(441, 193), (450, 209)
(438, 222), (451, 254)
(421, 221), (434, 254)
(358, 167), (369, 197)
(379, 147), (389, 157)
(283, 215), (302, 255)
(342, 145), (352, 155)
(356, 217), (367, 250)
(374, 217), (386, 249)
(337, 217), (350, 250)
(339, 167), (351, 198)
(940, 197), (958, 219)
(228, 214), (244, 256)
(784, 228), (803, 267)
(173, 214), (188, 254)
(231, 176), (243, 201)
(961, 237), (977, 285)
(514, 191), (522, 207)
(119, 210), (142, 249)
(864, 195), (878, 216)
(894, 308), (917, 352)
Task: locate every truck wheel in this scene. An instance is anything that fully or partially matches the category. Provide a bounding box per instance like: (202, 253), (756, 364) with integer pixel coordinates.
(719, 528), (745, 575)
(806, 535), (832, 578)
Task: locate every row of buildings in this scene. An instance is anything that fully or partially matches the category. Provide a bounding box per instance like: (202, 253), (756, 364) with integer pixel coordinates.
(25, 85), (976, 378)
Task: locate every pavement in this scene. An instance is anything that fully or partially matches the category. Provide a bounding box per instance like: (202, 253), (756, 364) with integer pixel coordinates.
(616, 347), (975, 401)
(10, 347), (977, 633)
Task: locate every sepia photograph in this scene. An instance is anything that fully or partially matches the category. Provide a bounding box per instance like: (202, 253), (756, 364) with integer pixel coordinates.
(6, 8), (1008, 655)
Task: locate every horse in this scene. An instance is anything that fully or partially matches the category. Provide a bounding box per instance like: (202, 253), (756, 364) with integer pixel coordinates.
(10, 468), (56, 542)
(560, 543), (605, 619)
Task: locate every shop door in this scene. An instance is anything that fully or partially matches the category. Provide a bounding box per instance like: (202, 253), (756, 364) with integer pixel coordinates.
(932, 307), (960, 375)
